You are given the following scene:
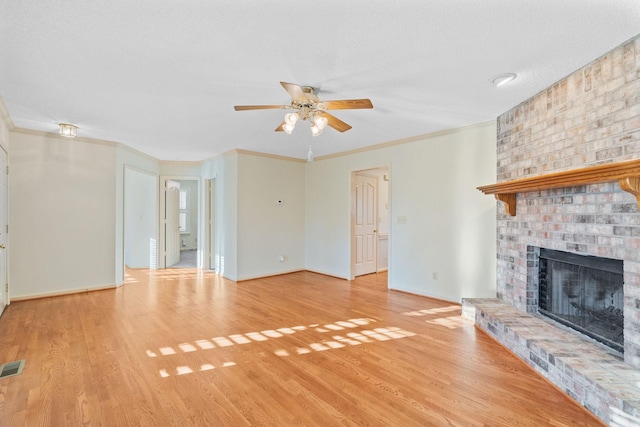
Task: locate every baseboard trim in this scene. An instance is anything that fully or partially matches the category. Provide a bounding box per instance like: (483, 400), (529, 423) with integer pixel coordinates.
(10, 284), (117, 302)
(303, 269), (350, 281)
(9, 268), (357, 300)
(236, 269), (305, 282)
(389, 288), (458, 305)
(233, 269), (351, 282)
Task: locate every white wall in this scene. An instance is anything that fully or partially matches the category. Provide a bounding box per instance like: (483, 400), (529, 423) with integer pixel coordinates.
(124, 167), (158, 268)
(237, 153), (305, 280)
(160, 162), (202, 177)
(5, 119), (495, 302)
(305, 122), (497, 302)
(376, 171), (390, 236)
(10, 131), (117, 298)
(115, 145), (160, 284)
(201, 151), (305, 282)
(201, 151), (238, 280)
(0, 100), (10, 309)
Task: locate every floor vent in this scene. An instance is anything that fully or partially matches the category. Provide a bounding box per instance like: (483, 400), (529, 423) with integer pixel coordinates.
(0, 359), (25, 379)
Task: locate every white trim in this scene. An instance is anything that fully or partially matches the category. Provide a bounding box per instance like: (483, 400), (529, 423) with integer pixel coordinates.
(303, 268), (351, 281)
(236, 269), (307, 282)
(10, 284), (118, 302)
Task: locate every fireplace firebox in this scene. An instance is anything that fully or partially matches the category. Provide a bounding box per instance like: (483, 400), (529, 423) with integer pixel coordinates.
(538, 248), (624, 353)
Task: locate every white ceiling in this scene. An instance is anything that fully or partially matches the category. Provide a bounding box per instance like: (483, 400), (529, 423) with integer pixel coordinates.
(1, 1), (639, 161)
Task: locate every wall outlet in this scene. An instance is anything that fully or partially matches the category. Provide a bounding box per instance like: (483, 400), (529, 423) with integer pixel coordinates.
(432, 272), (439, 280)
(397, 216), (407, 224)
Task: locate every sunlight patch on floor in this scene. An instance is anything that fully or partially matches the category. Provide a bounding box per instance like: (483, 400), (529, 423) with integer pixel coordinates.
(150, 317), (416, 378)
(402, 306), (461, 317)
(179, 343), (197, 352)
(426, 316), (471, 329)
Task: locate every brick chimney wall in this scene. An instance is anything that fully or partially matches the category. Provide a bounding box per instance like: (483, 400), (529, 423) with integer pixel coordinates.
(495, 34), (640, 368)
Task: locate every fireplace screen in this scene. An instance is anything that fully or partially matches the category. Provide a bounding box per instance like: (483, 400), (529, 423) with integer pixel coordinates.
(538, 249), (624, 353)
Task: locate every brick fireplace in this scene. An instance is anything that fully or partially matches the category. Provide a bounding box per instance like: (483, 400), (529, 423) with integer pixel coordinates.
(464, 34), (640, 424)
(494, 33), (640, 368)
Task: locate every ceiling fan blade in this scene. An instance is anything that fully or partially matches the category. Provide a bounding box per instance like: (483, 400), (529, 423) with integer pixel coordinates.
(321, 99), (373, 110)
(318, 112), (352, 132)
(275, 122), (285, 132)
(280, 82), (307, 102)
(234, 105), (288, 111)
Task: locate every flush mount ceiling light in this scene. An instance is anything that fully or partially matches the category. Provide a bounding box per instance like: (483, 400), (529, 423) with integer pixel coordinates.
(58, 123), (78, 138)
(491, 73), (517, 87)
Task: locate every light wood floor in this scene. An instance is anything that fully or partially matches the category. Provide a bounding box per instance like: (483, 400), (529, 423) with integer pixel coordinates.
(0, 269), (603, 426)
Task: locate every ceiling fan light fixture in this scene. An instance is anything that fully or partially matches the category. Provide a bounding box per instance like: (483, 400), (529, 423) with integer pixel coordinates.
(284, 112), (299, 126)
(313, 115), (328, 130)
(283, 122), (295, 134)
(310, 123), (323, 137)
(491, 73), (517, 87)
(59, 123), (78, 138)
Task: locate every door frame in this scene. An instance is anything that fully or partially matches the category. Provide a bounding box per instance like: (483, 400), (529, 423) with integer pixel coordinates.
(123, 166), (159, 271)
(205, 177), (217, 270)
(0, 146), (7, 314)
(159, 175), (201, 269)
(349, 165), (391, 281)
(164, 179), (181, 267)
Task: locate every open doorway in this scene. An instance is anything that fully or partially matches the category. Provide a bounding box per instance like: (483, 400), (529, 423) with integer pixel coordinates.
(159, 176), (200, 268)
(172, 179), (198, 268)
(351, 166), (390, 279)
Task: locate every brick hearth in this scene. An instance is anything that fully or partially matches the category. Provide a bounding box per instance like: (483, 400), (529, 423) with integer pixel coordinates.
(462, 298), (640, 425)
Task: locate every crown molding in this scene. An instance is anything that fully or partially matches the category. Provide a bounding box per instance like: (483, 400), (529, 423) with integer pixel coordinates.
(315, 120), (496, 161)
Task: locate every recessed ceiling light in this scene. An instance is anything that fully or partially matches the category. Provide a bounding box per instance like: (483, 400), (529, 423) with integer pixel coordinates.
(491, 73), (517, 87)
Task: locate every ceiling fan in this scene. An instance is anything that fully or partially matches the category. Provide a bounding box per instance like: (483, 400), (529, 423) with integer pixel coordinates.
(234, 82), (373, 136)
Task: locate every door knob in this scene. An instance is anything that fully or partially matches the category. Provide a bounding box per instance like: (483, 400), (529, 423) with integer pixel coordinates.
(0, 244), (6, 249)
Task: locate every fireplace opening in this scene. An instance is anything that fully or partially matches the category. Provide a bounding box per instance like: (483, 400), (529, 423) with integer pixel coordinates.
(538, 248), (624, 353)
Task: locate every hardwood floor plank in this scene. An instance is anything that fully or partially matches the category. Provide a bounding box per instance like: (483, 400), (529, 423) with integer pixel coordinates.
(0, 269), (604, 426)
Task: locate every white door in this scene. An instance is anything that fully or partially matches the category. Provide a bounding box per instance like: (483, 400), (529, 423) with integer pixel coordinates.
(165, 180), (181, 267)
(0, 149), (7, 314)
(353, 174), (377, 276)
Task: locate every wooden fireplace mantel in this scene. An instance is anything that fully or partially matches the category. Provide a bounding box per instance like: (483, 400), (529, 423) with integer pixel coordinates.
(477, 158), (640, 216)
